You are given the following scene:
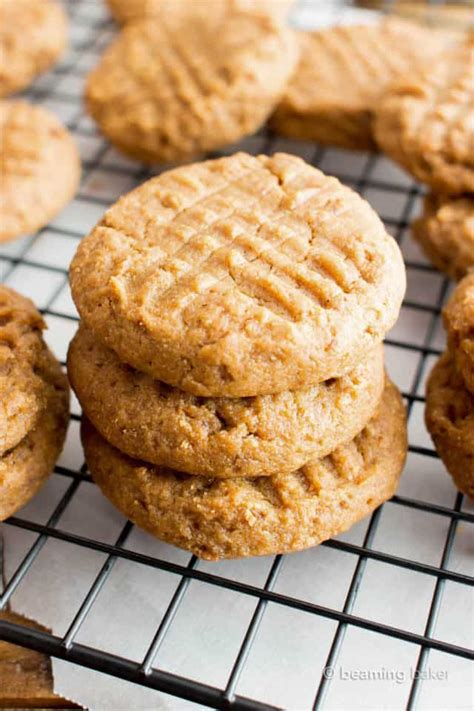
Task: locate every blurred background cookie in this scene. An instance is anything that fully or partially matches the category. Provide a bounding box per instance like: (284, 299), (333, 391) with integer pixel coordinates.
(86, 10), (298, 163)
(0, 100), (80, 243)
(412, 194), (474, 281)
(0, 0), (67, 97)
(270, 18), (453, 150)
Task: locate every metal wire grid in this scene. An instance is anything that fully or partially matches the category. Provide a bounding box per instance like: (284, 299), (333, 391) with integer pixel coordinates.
(0, 1), (472, 708)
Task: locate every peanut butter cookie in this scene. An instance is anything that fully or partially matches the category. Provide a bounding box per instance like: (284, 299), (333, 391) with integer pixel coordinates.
(85, 12), (298, 163)
(70, 153), (405, 397)
(68, 325), (384, 478)
(374, 37), (474, 194)
(0, 0), (67, 97)
(82, 378), (406, 560)
(106, 0), (294, 24)
(0, 345), (69, 521)
(0, 101), (81, 242)
(412, 194), (474, 282)
(443, 273), (474, 394)
(271, 19), (451, 151)
(0, 286), (50, 456)
(425, 351), (473, 500)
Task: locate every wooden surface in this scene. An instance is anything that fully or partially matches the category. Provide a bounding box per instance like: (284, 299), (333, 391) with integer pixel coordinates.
(0, 611), (80, 709)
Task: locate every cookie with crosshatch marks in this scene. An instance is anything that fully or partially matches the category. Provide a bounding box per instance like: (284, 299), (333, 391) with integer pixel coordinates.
(68, 325), (385, 478)
(443, 273), (474, 395)
(0, 325), (69, 521)
(374, 37), (474, 195)
(425, 352), (474, 500)
(412, 193), (474, 282)
(85, 10), (298, 163)
(82, 378), (407, 560)
(0, 101), (80, 242)
(70, 152), (406, 397)
(0, 0), (67, 98)
(106, 0), (294, 24)
(270, 18), (453, 151)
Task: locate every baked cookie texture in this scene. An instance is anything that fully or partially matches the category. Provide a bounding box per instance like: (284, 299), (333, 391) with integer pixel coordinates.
(70, 152), (405, 397)
(85, 13), (298, 163)
(0, 0), (67, 97)
(68, 325), (385, 478)
(412, 194), (474, 282)
(425, 352), (474, 500)
(82, 378), (407, 560)
(0, 101), (81, 243)
(0, 347), (69, 521)
(0, 286), (50, 456)
(443, 273), (474, 394)
(270, 18), (452, 150)
(106, 0), (294, 24)
(374, 37), (474, 194)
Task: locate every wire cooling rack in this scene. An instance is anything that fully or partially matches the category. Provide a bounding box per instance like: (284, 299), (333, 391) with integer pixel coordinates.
(0, 1), (473, 709)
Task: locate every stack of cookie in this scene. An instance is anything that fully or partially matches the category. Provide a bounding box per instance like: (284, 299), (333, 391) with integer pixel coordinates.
(374, 36), (474, 280)
(0, 286), (69, 521)
(426, 275), (474, 499)
(69, 152), (408, 560)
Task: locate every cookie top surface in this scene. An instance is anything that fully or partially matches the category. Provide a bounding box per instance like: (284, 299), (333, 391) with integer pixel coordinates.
(412, 193), (474, 282)
(425, 351), (474, 498)
(86, 12), (298, 163)
(0, 345), (69, 521)
(443, 273), (474, 393)
(83, 378), (407, 559)
(0, 285), (51, 456)
(68, 325), (384, 477)
(106, 0), (293, 24)
(374, 37), (474, 194)
(70, 152), (406, 396)
(0, 0), (67, 97)
(271, 18), (451, 150)
(0, 100), (81, 242)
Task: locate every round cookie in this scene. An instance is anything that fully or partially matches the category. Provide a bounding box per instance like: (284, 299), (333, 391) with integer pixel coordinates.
(412, 194), (474, 282)
(0, 285), (49, 456)
(443, 273), (474, 394)
(82, 378), (407, 560)
(0, 346), (69, 521)
(106, 0), (294, 25)
(374, 38), (474, 195)
(85, 13), (298, 163)
(425, 352), (474, 500)
(68, 325), (385, 478)
(70, 152), (405, 397)
(0, 0), (67, 97)
(270, 19), (452, 151)
(0, 101), (81, 242)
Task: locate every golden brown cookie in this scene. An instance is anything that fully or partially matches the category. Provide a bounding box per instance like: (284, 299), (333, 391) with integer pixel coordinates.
(83, 378), (407, 560)
(0, 286), (51, 456)
(443, 273), (474, 394)
(0, 0), (67, 97)
(412, 193), (474, 282)
(0, 101), (81, 243)
(425, 351), (474, 500)
(374, 37), (474, 194)
(85, 12), (298, 163)
(270, 19), (452, 151)
(106, 0), (294, 24)
(0, 345), (69, 521)
(68, 325), (385, 477)
(70, 152), (406, 397)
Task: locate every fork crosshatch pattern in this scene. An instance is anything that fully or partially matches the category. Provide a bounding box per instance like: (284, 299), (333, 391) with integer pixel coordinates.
(0, 1), (472, 709)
